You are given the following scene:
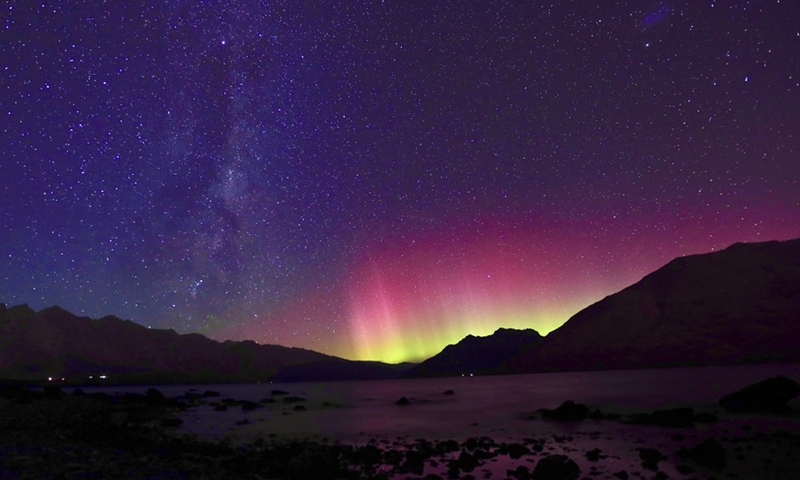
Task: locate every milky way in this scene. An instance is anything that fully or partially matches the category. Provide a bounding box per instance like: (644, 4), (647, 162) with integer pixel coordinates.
(2, 1), (799, 362)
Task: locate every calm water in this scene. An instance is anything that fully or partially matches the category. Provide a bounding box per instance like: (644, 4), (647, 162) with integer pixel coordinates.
(80, 363), (800, 442)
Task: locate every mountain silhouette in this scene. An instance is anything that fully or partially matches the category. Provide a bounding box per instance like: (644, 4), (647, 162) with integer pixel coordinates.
(403, 328), (543, 378)
(508, 238), (800, 372)
(402, 238), (800, 378)
(0, 304), (410, 383)
(3, 238), (799, 382)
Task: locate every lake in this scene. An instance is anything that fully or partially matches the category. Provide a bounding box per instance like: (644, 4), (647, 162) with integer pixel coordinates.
(69, 363), (800, 479)
(80, 362), (800, 443)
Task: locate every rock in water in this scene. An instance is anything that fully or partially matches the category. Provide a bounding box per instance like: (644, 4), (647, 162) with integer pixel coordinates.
(531, 454), (580, 480)
(541, 400), (590, 421)
(146, 388), (165, 399)
(693, 412), (719, 424)
(719, 376), (800, 412)
(283, 396), (306, 403)
(651, 407), (695, 427)
(145, 388), (171, 406)
(241, 400), (263, 411)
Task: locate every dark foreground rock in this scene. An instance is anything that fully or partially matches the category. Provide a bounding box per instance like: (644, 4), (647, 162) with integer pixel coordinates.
(678, 438), (727, 471)
(539, 400), (590, 422)
(625, 407), (718, 428)
(0, 388), (407, 479)
(3, 385), (798, 480)
(0, 388), (529, 479)
(533, 400), (723, 429)
(0, 386), (206, 479)
(651, 407), (695, 427)
(718, 375), (800, 412)
(638, 447), (665, 471)
(530, 454), (581, 480)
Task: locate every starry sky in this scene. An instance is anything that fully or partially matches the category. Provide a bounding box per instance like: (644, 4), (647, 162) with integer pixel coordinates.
(2, 1), (799, 363)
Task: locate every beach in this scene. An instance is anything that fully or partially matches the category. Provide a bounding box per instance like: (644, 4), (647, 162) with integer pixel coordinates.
(2, 364), (799, 479)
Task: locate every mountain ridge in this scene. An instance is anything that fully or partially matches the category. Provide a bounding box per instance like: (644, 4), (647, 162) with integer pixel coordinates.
(403, 327), (543, 378)
(508, 237), (800, 372)
(400, 238), (800, 378)
(0, 303), (412, 384)
(3, 237), (799, 382)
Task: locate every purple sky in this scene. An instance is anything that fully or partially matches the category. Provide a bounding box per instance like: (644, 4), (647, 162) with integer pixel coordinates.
(2, 1), (799, 361)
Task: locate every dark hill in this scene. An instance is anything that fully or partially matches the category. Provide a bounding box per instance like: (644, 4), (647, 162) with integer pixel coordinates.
(403, 328), (543, 378)
(5, 238), (799, 382)
(509, 238), (800, 372)
(0, 304), (407, 384)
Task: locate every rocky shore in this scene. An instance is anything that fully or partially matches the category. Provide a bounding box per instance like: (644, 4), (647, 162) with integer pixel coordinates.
(1, 377), (799, 480)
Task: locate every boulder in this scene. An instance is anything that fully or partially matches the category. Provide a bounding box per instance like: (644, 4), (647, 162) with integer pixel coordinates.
(638, 448), (664, 471)
(651, 407), (695, 427)
(283, 396), (306, 403)
(508, 465), (530, 479)
(531, 454), (580, 480)
(395, 396), (411, 406)
(400, 449), (425, 475)
(145, 388), (172, 406)
(719, 376), (800, 412)
(625, 413), (653, 425)
(693, 412), (718, 423)
(146, 387), (166, 400)
(507, 443), (530, 459)
(541, 401), (590, 421)
(448, 450), (477, 472)
(585, 448), (603, 462)
(241, 400), (263, 411)
(678, 438), (726, 471)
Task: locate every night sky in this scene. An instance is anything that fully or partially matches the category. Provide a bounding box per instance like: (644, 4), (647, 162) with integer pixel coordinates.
(2, 1), (799, 363)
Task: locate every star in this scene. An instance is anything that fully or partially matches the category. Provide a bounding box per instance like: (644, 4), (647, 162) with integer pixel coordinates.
(0, 0), (798, 362)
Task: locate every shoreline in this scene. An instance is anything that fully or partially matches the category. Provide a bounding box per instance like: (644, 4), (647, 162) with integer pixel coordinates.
(2, 377), (800, 479)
